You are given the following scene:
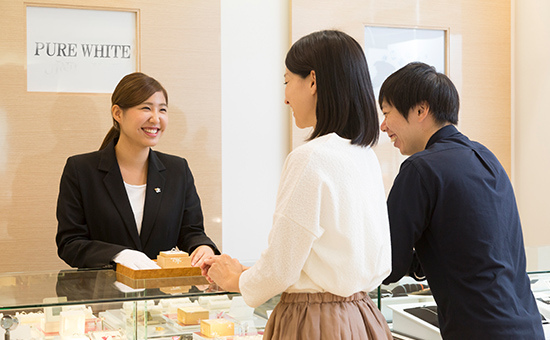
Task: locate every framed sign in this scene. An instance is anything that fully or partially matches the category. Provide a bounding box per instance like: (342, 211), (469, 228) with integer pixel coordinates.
(26, 6), (138, 93)
(364, 25), (447, 98)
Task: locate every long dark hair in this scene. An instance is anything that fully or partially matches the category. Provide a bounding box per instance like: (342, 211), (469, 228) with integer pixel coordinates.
(285, 30), (379, 147)
(99, 72), (168, 150)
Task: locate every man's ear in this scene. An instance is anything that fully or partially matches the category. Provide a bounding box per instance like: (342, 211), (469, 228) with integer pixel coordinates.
(112, 105), (123, 124)
(416, 101), (430, 122)
(309, 70), (317, 95)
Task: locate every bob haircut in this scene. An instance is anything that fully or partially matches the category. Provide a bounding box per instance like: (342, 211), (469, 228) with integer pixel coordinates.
(100, 72), (168, 150)
(285, 30), (379, 147)
(378, 62), (459, 125)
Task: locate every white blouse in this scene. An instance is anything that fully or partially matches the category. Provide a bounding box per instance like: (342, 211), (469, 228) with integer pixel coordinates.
(239, 133), (392, 307)
(124, 182), (146, 235)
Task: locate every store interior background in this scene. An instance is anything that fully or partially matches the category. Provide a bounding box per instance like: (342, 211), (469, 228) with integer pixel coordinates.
(0, 0), (549, 273)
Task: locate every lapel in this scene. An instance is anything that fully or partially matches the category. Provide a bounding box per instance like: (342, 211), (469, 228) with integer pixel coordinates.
(139, 149), (166, 248)
(98, 140), (142, 250)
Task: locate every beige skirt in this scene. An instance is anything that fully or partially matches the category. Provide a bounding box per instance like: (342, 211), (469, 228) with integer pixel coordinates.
(262, 291), (393, 340)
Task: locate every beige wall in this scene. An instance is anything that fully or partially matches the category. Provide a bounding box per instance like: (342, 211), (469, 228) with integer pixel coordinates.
(0, 0), (221, 272)
(514, 0), (550, 270)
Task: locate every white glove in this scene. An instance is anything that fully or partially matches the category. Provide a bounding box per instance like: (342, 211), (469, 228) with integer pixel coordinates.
(113, 249), (161, 270)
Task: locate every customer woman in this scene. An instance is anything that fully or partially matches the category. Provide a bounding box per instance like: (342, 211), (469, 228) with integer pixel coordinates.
(56, 72), (219, 269)
(201, 30), (392, 339)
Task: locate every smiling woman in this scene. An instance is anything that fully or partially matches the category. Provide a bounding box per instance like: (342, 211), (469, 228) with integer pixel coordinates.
(55, 72), (220, 270)
(112, 91), (168, 177)
(100, 72), (169, 151)
(201, 30), (392, 340)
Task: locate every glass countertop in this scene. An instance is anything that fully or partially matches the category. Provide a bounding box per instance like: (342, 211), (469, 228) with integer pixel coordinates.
(0, 268), (227, 311)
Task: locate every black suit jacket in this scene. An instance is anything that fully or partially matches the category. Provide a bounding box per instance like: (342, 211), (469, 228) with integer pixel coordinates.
(56, 140), (219, 268)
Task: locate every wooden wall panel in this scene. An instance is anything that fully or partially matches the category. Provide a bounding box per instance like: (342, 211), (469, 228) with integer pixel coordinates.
(291, 0), (511, 194)
(0, 0), (221, 272)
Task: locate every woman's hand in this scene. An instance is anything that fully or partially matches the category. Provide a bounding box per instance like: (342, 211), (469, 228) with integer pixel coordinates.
(201, 254), (243, 292)
(199, 255), (216, 283)
(190, 245), (215, 268)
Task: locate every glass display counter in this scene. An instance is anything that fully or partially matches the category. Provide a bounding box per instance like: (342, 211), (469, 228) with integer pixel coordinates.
(0, 268), (272, 340)
(376, 271), (550, 340)
(5, 267), (547, 340)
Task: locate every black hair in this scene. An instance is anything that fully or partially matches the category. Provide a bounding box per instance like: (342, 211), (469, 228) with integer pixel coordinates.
(378, 62), (459, 124)
(285, 30), (379, 147)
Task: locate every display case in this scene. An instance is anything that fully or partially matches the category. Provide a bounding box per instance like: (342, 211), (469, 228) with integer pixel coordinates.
(0, 268), (275, 340)
(376, 271), (550, 340)
(6, 267), (547, 340)
(530, 271), (550, 324)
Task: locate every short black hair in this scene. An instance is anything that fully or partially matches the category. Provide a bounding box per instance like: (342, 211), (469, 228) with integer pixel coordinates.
(378, 62), (459, 125)
(286, 30), (379, 147)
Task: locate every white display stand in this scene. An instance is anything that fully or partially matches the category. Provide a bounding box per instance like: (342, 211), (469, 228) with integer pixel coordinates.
(375, 294), (435, 322)
(536, 295), (550, 320)
(388, 303), (442, 340)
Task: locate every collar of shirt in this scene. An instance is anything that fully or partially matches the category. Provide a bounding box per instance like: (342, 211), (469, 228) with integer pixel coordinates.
(425, 125), (458, 149)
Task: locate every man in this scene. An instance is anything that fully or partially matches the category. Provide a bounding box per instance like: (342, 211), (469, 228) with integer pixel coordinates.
(380, 62), (543, 339)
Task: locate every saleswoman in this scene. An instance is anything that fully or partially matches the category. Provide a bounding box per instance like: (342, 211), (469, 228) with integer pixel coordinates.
(56, 72), (218, 270)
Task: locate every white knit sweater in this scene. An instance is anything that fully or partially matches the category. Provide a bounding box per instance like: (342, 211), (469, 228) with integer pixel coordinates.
(239, 133), (391, 307)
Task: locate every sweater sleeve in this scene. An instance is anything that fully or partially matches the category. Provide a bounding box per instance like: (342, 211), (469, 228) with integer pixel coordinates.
(239, 215), (317, 307)
(238, 147), (320, 307)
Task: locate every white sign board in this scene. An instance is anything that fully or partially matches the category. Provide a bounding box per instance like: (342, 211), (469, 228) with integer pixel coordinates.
(27, 6), (137, 93)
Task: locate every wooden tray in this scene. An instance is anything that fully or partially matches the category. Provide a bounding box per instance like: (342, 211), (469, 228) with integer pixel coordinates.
(116, 264), (208, 289)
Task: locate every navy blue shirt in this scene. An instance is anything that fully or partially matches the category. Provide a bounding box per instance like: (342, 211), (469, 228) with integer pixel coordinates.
(383, 125), (544, 339)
